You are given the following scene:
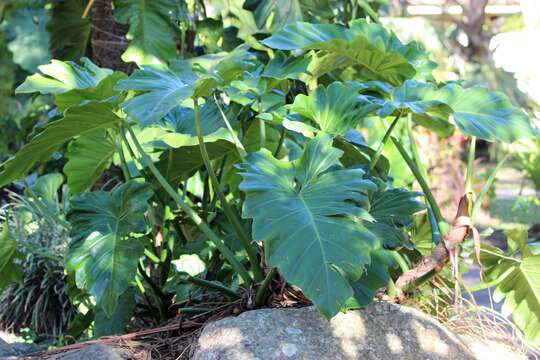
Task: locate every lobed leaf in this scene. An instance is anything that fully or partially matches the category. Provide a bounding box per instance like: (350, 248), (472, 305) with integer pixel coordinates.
(239, 134), (379, 318)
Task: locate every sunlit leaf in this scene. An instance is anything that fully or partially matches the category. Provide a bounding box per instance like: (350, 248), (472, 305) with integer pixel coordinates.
(431, 84), (536, 143)
(262, 20), (417, 85)
(0, 102), (122, 188)
(239, 134), (379, 318)
(290, 82), (377, 135)
(16, 58), (113, 96)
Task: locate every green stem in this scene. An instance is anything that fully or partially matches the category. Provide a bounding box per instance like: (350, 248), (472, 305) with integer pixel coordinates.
(259, 118), (266, 149)
(465, 137), (476, 193)
(179, 307), (214, 314)
(255, 268), (277, 307)
(115, 139), (131, 181)
(391, 136), (444, 224)
(273, 126), (286, 158)
(369, 113), (401, 172)
(390, 251), (410, 273)
(137, 263), (166, 299)
(184, 276), (240, 299)
(124, 124), (253, 284)
(386, 278), (397, 298)
(214, 94), (247, 162)
(407, 116), (429, 181)
(432, 266), (514, 296)
(357, 0), (380, 23)
(194, 99), (263, 282)
(471, 153), (509, 220)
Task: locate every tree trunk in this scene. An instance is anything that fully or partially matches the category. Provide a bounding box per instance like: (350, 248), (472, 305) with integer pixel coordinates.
(89, 0), (133, 72)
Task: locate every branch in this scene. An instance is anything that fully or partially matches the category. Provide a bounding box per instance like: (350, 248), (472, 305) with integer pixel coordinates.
(395, 194), (472, 298)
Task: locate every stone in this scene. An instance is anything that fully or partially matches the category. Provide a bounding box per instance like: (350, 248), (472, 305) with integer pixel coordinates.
(44, 344), (131, 360)
(193, 302), (479, 360)
(0, 341), (40, 358)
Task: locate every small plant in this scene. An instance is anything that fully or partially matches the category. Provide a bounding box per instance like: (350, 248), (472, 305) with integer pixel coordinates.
(0, 174), (75, 336)
(0, 6), (539, 349)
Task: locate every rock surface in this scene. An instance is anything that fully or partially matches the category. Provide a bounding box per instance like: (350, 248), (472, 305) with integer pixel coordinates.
(0, 340), (40, 359)
(44, 344), (131, 360)
(193, 302), (478, 360)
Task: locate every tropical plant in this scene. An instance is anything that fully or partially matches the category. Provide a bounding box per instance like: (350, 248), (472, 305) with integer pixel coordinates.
(0, 0), (539, 349)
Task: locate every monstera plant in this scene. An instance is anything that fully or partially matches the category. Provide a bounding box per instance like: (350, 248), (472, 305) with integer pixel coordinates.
(0, 15), (538, 346)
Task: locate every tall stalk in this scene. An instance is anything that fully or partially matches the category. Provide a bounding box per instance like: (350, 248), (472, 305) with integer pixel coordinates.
(122, 124), (253, 285)
(369, 113), (401, 172)
(472, 153), (509, 219)
(406, 115), (429, 181)
(465, 136), (477, 193)
(391, 136), (444, 225)
(214, 94), (247, 162)
(194, 98), (264, 281)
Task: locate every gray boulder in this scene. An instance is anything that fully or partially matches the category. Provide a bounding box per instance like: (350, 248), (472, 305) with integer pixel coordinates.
(193, 302), (478, 360)
(44, 344), (131, 360)
(0, 341), (40, 359)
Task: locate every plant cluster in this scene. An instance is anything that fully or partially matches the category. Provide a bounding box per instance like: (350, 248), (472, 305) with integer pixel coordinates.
(0, 0), (539, 349)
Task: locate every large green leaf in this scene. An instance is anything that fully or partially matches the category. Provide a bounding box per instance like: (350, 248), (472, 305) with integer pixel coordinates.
(3, 9), (51, 72)
(116, 46), (253, 126)
(262, 20), (417, 85)
(64, 129), (116, 194)
(431, 84), (536, 143)
(115, 61), (196, 127)
(0, 101), (122, 188)
(239, 135), (379, 318)
(114, 0), (179, 65)
(16, 58), (113, 95)
(289, 82), (377, 136)
(0, 223), (23, 290)
(66, 182), (152, 316)
(47, 0), (91, 60)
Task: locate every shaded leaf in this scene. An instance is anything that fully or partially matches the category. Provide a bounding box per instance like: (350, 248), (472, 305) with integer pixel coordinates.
(0, 223), (23, 290)
(47, 0), (90, 60)
(348, 249), (394, 306)
(3, 9), (51, 72)
(114, 0), (179, 65)
(64, 129), (116, 194)
(94, 287), (136, 336)
(66, 182), (151, 316)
